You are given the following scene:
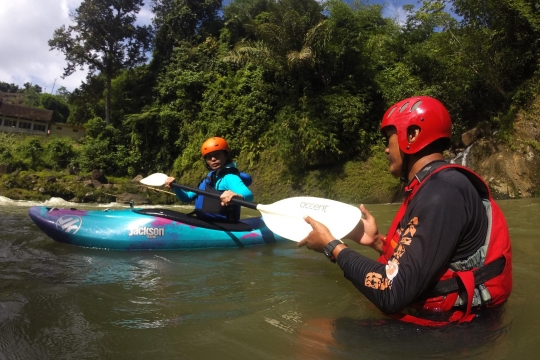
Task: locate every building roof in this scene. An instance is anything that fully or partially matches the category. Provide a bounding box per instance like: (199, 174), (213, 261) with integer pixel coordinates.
(0, 101), (53, 122)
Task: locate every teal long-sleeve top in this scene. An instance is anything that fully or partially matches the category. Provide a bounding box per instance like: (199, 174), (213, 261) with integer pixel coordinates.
(173, 166), (253, 203)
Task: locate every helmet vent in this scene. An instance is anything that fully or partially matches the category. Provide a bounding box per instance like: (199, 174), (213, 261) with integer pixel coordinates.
(387, 107), (396, 118)
(411, 100), (422, 112)
(399, 102), (409, 113)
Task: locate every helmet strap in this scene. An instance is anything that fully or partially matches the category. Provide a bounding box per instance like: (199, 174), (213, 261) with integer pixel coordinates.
(400, 154), (409, 183)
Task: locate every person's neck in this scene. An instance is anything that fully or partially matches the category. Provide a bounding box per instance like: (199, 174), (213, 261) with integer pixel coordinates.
(407, 153), (445, 182)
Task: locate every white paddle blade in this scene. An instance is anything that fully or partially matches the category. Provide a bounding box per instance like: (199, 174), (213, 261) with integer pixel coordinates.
(258, 197), (362, 242)
(140, 173), (169, 186)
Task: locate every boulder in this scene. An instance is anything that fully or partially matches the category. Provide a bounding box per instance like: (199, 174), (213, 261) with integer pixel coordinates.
(116, 193), (150, 205)
(83, 192), (94, 202)
(68, 166), (80, 175)
(92, 180), (103, 189)
(462, 123), (491, 147)
(91, 169), (108, 184)
(83, 179), (103, 189)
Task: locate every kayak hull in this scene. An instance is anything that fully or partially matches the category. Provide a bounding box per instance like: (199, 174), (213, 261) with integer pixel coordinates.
(28, 206), (286, 250)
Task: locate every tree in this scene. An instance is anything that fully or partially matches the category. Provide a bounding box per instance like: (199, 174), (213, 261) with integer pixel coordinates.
(150, 0), (222, 71)
(41, 93), (71, 123)
(49, 0), (153, 124)
(0, 82), (20, 93)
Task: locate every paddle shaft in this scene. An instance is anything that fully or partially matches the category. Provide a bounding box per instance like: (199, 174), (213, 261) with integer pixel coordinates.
(169, 183), (259, 210)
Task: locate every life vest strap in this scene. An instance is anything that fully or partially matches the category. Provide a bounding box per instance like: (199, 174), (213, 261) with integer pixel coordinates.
(423, 256), (506, 297)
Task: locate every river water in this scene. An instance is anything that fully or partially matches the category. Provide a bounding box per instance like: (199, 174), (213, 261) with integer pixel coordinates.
(0, 196), (538, 359)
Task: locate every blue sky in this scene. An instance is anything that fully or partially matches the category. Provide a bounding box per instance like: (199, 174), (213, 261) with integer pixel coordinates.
(0, 0), (416, 93)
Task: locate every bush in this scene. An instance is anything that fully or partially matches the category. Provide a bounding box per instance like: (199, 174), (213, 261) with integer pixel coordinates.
(14, 138), (43, 170)
(44, 137), (77, 170)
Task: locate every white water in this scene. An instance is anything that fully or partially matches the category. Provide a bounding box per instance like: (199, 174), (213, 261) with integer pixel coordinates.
(0, 196), (194, 210)
(450, 144), (473, 167)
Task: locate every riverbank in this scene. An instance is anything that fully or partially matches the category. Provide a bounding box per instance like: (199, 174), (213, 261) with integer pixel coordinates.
(0, 141), (405, 206)
(0, 169), (177, 206)
(1, 109), (539, 206)
(1, 135), (538, 207)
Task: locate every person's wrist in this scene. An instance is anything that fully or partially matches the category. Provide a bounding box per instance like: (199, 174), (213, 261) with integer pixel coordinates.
(369, 236), (384, 254)
(332, 243), (348, 261)
(324, 240), (347, 263)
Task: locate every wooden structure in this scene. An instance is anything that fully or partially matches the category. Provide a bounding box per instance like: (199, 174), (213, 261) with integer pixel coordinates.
(0, 98), (85, 140)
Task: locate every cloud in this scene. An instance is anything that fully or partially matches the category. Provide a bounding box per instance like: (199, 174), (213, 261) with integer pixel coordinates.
(0, 0), (87, 93)
(381, 1), (411, 26)
(0, 0), (152, 94)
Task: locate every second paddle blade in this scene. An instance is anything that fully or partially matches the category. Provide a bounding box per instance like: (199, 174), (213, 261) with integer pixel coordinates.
(257, 196), (362, 242)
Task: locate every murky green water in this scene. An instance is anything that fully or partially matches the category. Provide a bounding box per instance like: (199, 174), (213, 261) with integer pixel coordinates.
(0, 197), (538, 359)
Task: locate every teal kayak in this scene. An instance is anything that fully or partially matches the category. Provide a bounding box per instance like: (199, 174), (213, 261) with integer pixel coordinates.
(28, 206), (286, 250)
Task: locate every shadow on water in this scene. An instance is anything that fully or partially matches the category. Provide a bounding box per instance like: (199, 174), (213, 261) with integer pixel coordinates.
(294, 308), (513, 360)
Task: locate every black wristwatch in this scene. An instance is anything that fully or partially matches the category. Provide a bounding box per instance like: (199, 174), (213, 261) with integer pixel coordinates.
(323, 239), (346, 263)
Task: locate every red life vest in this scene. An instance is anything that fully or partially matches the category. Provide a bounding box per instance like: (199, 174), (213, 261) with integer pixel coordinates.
(378, 164), (512, 327)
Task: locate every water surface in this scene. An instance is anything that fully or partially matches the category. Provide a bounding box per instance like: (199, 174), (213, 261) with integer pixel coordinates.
(0, 197), (538, 359)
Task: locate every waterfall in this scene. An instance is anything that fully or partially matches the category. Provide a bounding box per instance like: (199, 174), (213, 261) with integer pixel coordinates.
(450, 144), (473, 167)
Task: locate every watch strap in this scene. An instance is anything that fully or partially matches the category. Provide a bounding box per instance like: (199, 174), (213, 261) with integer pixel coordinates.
(324, 239), (346, 263)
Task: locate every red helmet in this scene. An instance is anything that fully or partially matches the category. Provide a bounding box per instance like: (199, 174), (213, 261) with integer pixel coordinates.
(380, 96), (452, 154)
(201, 137), (231, 157)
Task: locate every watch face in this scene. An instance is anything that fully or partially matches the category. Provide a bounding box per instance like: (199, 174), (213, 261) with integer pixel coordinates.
(324, 245), (335, 262)
(324, 248), (332, 258)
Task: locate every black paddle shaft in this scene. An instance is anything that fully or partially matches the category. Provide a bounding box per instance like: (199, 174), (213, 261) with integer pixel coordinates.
(170, 183), (259, 210)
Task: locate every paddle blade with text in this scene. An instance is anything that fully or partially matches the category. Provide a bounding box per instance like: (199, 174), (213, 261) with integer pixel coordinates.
(257, 197), (361, 242)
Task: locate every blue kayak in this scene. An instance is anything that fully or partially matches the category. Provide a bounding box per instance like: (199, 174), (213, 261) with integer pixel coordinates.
(28, 206), (286, 250)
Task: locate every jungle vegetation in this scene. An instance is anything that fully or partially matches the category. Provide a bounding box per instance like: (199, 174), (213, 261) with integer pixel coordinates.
(2, 0), (540, 202)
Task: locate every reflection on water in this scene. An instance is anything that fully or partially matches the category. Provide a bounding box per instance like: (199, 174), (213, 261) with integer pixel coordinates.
(0, 198), (539, 359)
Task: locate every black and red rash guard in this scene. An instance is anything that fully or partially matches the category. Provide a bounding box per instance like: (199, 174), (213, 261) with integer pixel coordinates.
(337, 162), (488, 314)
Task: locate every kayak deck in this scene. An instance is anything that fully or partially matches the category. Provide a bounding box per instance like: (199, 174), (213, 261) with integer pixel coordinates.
(28, 206), (286, 250)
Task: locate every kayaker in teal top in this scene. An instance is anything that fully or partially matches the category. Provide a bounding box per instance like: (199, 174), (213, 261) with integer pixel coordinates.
(165, 137), (253, 221)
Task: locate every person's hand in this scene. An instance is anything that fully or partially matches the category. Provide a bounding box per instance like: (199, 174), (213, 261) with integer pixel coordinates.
(345, 204), (383, 253)
(164, 177), (175, 188)
(297, 216), (335, 253)
(220, 190), (239, 206)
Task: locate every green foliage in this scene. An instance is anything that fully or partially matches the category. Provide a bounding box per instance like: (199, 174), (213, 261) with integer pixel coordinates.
(0, 82), (21, 93)
(76, 139), (115, 173)
(75, 119), (134, 175)
(150, 0), (223, 72)
(109, 67), (153, 127)
(19, 0), (539, 200)
(42, 182), (75, 199)
(41, 93), (70, 123)
(15, 138), (43, 170)
(83, 117), (107, 139)
(44, 137), (76, 170)
(22, 86), (41, 107)
(66, 76), (106, 124)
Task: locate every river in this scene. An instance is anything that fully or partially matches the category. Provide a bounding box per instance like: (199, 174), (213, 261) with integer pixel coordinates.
(0, 197), (538, 359)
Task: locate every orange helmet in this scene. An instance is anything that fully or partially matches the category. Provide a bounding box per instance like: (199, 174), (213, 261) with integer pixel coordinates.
(380, 96), (452, 154)
(201, 137), (231, 157)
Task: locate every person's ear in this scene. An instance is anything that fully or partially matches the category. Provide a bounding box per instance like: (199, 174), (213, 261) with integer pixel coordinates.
(407, 126), (421, 144)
